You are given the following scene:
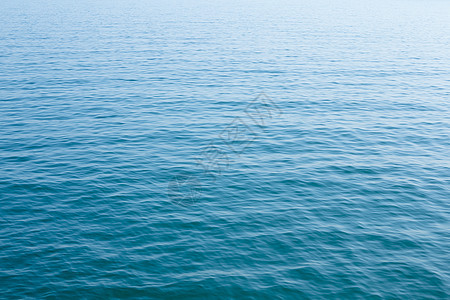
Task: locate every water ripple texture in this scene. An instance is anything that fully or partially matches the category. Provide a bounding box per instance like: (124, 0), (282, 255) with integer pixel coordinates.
(0, 0), (449, 299)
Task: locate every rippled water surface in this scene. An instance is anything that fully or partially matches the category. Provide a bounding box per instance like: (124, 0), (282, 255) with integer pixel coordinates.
(1, 0), (449, 298)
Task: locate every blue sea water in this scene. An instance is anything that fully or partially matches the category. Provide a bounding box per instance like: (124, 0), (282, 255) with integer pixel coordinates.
(1, 0), (449, 298)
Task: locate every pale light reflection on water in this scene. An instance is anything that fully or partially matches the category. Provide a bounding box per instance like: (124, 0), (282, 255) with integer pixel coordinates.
(0, 0), (449, 298)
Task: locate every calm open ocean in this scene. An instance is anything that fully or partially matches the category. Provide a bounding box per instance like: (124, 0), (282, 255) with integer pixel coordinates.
(0, 0), (449, 298)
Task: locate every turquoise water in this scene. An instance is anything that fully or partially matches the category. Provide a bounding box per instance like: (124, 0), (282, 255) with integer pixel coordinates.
(1, 0), (449, 298)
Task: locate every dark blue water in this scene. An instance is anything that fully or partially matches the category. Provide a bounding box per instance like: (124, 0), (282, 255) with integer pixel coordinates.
(1, 0), (449, 298)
